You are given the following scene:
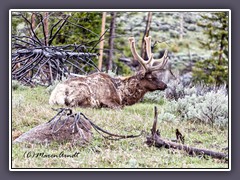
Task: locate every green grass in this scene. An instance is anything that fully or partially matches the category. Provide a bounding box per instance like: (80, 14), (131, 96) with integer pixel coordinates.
(11, 86), (228, 169)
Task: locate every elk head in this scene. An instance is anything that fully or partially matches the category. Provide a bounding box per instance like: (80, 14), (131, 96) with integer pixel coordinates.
(128, 36), (169, 92)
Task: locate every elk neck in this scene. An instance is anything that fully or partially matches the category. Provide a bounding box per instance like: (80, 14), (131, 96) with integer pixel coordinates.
(113, 74), (148, 106)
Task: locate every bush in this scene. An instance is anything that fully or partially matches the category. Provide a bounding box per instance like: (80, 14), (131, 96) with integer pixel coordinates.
(187, 24), (197, 31)
(161, 86), (228, 127)
(144, 78), (228, 126)
(159, 24), (170, 32)
(164, 77), (227, 100)
(169, 30), (180, 39)
(142, 91), (165, 105)
(12, 80), (28, 91)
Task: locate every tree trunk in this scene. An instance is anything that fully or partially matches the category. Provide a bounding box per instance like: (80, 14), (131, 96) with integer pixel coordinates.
(98, 12), (107, 71)
(107, 12), (116, 73)
(43, 12), (52, 82)
(141, 12), (152, 60)
(43, 12), (49, 46)
(218, 34), (225, 65)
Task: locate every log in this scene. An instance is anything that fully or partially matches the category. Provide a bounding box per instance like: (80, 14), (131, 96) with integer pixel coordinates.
(145, 106), (228, 160)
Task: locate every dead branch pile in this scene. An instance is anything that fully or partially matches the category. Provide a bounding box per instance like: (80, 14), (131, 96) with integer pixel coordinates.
(12, 12), (101, 86)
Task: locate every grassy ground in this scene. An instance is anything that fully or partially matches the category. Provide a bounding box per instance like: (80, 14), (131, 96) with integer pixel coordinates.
(11, 86), (228, 169)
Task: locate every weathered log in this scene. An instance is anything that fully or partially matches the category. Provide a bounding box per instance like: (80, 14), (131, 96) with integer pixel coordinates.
(145, 106), (228, 160)
(13, 114), (92, 146)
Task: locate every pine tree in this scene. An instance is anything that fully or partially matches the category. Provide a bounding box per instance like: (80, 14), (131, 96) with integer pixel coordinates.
(52, 12), (102, 47)
(193, 12), (229, 86)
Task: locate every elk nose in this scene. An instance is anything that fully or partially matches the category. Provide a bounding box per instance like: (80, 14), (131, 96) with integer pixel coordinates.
(159, 82), (167, 90)
(161, 81), (167, 88)
(164, 83), (168, 89)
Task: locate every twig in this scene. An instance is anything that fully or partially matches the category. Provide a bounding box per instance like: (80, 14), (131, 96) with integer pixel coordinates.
(48, 15), (69, 46)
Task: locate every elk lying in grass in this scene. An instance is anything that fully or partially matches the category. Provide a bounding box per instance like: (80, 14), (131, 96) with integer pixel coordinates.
(49, 36), (170, 108)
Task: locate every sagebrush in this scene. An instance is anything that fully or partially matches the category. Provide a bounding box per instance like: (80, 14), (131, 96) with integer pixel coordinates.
(144, 79), (228, 126)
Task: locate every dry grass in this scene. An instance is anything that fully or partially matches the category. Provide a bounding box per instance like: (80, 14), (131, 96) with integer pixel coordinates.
(11, 86), (229, 169)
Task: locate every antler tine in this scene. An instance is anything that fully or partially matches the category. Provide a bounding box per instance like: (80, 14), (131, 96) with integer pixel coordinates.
(128, 37), (138, 60)
(149, 50), (169, 71)
(144, 36), (152, 59)
(152, 49), (168, 65)
(128, 36), (168, 72)
(145, 36), (168, 69)
(128, 37), (148, 71)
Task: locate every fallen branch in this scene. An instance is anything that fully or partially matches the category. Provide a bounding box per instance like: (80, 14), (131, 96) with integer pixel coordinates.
(145, 106), (228, 160)
(13, 48), (98, 59)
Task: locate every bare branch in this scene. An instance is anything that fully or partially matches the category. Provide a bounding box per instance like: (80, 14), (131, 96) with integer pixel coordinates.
(48, 15), (70, 46)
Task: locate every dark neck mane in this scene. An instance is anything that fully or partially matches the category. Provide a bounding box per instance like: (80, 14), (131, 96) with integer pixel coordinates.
(113, 75), (147, 106)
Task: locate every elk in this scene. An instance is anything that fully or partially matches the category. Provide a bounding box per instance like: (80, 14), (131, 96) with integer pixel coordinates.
(49, 36), (170, 108)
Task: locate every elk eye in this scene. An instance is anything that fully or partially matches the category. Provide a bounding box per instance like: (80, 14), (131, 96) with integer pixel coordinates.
(147, 75), (152, 79)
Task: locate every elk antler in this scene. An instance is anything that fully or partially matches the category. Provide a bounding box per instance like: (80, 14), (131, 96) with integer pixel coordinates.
(128, 37), (152, 71)
(144, 36), (169, 71)
(128, 36), (169, 72)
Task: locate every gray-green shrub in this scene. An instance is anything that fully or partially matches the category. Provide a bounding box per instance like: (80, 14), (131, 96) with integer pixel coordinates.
(161, 87), (228, 126)
(12, 80), (28, 91)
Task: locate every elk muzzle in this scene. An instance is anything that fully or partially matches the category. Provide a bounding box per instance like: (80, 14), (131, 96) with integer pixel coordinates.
(158, 81), (168, 90)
